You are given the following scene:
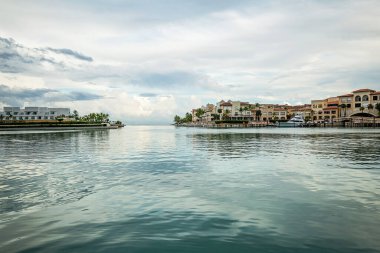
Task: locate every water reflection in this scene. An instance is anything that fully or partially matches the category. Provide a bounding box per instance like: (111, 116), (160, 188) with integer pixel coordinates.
(0, 127), (380, 253)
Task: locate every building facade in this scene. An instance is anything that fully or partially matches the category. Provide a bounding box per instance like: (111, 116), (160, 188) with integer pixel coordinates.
(314, 89), (380, 122)
(0, 107), (70, 120)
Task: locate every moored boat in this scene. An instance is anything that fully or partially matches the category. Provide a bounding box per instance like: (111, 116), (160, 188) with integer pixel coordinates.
(276, 115), (305, 127)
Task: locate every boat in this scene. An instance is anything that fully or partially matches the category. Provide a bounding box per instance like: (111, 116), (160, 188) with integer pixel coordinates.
(276, 115), (305, 127)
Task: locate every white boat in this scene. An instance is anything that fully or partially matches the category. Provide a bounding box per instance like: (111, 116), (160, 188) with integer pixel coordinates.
(277, 115), (305, 127)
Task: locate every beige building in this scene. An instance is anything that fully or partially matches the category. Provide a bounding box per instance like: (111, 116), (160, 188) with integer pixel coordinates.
(348, 89), (378, 117)
(311, 97), (338, 122)
(311, 88), (380, 121)
(214, 100), (254, 121)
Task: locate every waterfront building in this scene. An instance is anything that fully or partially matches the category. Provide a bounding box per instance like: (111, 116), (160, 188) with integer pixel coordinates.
(348, 89), (378, 117)
(311, 97), (338, 122)
(193, 100), (255, 122)
(259, 104), (272, 121)
(188, 88), (379, 125)
(315, 89), (380, 121)
(273, 107), (287, 120)
(0, 106), (70, 121)
(229, 101), (253, 121)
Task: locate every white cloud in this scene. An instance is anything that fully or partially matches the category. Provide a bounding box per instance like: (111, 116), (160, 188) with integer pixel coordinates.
(1, 0), (380, 123)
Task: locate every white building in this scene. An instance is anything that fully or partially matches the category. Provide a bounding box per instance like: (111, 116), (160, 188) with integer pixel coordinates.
(0, 107), (70, 120)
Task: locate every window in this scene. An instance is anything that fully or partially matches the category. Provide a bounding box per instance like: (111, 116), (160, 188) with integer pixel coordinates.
(332, 111), (336, 114)
(346, 104), (351, 108)
(318, 104), (322, 108)
(14, 112), (18, 115)
(374, 95), (378, 101)
(355, 95), (361, 102)
(362, 95), (369, 101)
(355, 103), (361, 108)
(31, 116), (35, 119)
(324, 111), (330, 114)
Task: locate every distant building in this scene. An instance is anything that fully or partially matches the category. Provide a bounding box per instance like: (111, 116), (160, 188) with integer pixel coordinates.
(312, 88), (380, 122)
(0, 107), (70, 120)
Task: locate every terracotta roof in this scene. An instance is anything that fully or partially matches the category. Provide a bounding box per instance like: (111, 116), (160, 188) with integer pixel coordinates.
(338, 94), (353, 97)
(220, 102), (232, 106)
(352, 88), (375, 93)
(371, 91), (380, 95)
(273, 108), (286, 111)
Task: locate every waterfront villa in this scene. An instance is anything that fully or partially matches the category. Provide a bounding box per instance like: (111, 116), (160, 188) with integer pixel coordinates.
(312, 89), (380, 122)
(189, 88), (380, 125)
(0, 107), (70, 120)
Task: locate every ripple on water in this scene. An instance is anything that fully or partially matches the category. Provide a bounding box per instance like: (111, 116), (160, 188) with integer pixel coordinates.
(0, 127), (380, 253)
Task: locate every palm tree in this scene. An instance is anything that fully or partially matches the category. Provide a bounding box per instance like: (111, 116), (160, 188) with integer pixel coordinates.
(174, 115), (181, 124)
(375, 103), (380, 117)
(255, 110), (262, 121)
(367, 104), (375, 127)
(222, 110), (230, 120)
(195, 108), (205, 121)
(73, 110), (79, 120)
(339, 104), (347, 117)
(310, 110), (314, 123)
(360, 106), (365, 127)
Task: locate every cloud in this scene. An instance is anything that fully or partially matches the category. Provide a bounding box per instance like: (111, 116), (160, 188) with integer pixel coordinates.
(46, 48), (93, 62)
(139, 93), (158, 97)
(1, 1), (380, 123)
(0, 84), (102, 106)
(0, 37), (93, 75)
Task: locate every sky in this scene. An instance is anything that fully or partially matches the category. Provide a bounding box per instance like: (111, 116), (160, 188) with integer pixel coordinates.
(0, 0), (380, 124)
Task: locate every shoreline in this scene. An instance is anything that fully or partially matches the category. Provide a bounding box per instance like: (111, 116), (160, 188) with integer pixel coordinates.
(174, 121), (380, 128)
(0, 122), (123, 131)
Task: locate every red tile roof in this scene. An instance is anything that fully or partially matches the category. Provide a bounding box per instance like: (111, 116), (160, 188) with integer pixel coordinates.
(371, 91), (380, 95)
(352, 89), (375, 93)
(220, 102), (232, 106)
(338, 94), (353, 97)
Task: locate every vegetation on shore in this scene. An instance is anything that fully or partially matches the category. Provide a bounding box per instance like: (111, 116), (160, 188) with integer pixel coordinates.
(0, 110), (125, 127)
(174, 113), (192, 124)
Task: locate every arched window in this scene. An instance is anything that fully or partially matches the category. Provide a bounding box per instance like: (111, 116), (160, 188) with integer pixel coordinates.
(362, 95), (369, 101)
(355, 95), (361, 102)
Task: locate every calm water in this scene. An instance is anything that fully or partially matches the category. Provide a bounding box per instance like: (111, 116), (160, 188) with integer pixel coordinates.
(0, 126), (380, 253)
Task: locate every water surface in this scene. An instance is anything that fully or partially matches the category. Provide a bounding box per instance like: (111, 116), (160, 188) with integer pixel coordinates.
(1, 126), (380, 252)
